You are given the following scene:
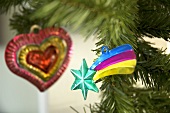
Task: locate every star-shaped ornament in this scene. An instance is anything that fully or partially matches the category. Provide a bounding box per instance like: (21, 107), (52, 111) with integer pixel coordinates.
(71, 59), (99, 100)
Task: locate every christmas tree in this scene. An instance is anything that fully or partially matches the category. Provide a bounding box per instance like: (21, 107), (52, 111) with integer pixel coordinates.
(1, 0), (170, 112)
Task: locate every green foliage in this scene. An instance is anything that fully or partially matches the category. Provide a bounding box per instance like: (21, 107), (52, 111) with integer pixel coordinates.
(93, 76), (135, 113)
(10, 6), (49, 34)
(0, 0), (28, 13)
(31, 0), (138, 47)
(138, 0), (170, 41)
(135, 39), (170, 91)
(129, 88), (170, 113)
(91, 87), (170, 113)
(1, 0), (170, 113)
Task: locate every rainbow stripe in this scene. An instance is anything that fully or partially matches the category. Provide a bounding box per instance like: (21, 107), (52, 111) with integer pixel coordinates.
(90, 44), (136, 81)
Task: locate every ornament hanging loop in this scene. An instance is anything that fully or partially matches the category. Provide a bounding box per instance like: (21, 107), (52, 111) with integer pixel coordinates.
(101, 46), (109, 54)
(30, 25), (42, 33)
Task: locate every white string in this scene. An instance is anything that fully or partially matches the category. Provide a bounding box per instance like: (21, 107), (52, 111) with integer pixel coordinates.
(38, 91), (48, 113)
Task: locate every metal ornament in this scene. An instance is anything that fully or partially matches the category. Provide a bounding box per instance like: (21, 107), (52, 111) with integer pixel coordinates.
(91, 44), (136, 81)
(5, 27), (72, 91)
(71, 59), (99, 100)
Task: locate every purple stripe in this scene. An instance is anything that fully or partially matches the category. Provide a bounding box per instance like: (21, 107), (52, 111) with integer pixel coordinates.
(94, 50), (136, 71)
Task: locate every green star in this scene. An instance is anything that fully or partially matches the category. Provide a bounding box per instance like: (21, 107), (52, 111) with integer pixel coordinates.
(71, 59), (99, 100)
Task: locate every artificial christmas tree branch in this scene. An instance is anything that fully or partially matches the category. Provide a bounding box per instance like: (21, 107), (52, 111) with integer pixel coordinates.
(10, 7), (47, 34)
(135, 40), (170, 91)
(0, 0), (28, 13)
(129, 87), (170, 113)
(29, 0), (138, 48)
(138, 0), (170, 40)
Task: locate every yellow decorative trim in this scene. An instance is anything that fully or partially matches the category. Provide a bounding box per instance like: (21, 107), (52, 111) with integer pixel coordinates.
(18, 36), (67, 81)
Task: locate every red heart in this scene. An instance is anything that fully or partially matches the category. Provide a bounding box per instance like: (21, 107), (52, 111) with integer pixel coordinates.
(5, 28), (72, 91)
(26, 46), (59, 73)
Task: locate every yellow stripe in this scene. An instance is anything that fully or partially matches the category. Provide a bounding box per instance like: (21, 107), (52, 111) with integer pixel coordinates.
(93, 59), (136, 81)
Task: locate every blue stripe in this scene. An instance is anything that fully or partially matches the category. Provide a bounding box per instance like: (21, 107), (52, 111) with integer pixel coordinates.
(90, 44), (133, 70)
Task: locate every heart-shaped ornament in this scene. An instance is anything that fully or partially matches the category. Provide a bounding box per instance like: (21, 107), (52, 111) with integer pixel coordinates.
(5, 28), (72, 91)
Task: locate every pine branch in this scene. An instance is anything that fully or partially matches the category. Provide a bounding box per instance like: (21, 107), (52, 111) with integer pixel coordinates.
(134, 39), (170, 91)
(0, 0), (28, 13)
(10, 7), (47, 34)
(91, 82), (170, 113)
(31, 0), (138, 47)
(138, 0), (170, 41)
(129, 87), (170, 113)
(9, 0), (54, 34)
(90, 76), (135, 113)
